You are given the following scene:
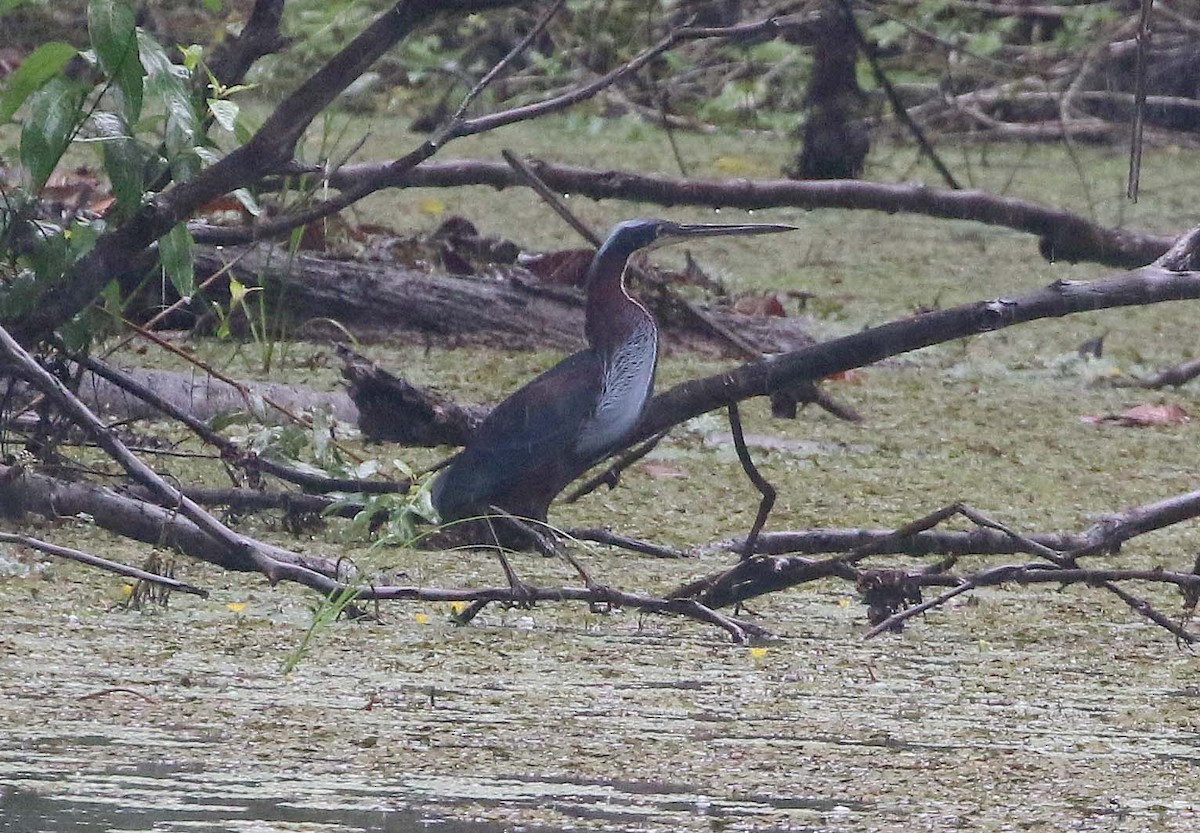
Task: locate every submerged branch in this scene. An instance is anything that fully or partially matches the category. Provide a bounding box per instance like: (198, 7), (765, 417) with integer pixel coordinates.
(0, 532), (209, 597)
(0, 465), (344, 577)
(680, 494), (1200, 642)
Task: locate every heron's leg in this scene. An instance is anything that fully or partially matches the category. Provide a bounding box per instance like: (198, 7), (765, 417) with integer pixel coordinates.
(484, 512), (537, 608)
(487, 505), (602, 592)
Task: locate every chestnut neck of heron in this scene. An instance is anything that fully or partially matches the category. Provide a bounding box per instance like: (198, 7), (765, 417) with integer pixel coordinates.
(584, 246), (653, 354)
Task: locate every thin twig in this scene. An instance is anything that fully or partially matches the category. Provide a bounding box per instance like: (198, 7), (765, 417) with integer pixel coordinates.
(121, 484), (355, 518)
(568, 527), (689, 559)
(1103, 581), (1198, 645)
(865, 562), (1200, 640)
(954, 504), (1069, 567)
(1127, 0), (1153, 201)
(454, 15), (791, 138)
(0, 532), (209, 597)
(658, 92), (691, 177)
(78, 687), (157, 703)
(500, 148), (601, 245)
(437, 0), (567, 145)
(840, 0), (960, 190)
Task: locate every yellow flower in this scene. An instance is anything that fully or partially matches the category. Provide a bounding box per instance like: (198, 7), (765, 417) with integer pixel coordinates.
(749, 646), (769, 659)
(226, 602), (247, 614)
(449, 601), (467, 615)
(838, 598), (852, 608)
(121, 584), (134, 598)
(419, 197), (445, 216)
(712, 155), (762, 176)
(414, 613), (430, 625)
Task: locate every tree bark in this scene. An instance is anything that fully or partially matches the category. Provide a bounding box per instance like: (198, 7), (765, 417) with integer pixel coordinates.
(0, 464), (341, 577)
(192, 245), (819, 354)
(73, 366), (357, 426)
(633, 226), (1200, 444)
(313, 158), (1177, 268)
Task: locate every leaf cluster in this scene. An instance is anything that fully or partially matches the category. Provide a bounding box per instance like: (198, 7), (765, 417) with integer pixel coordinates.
(1, 0), (257, 351)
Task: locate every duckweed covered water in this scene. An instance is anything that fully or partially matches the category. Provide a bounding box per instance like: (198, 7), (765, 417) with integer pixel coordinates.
(4, 135), (1200, 829)
(1, 546), (1198, 831)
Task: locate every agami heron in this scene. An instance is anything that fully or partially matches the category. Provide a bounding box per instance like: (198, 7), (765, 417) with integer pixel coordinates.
(431, 218), (795, 527)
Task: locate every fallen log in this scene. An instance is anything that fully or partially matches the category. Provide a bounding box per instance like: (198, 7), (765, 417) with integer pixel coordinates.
(0, 464), (342, 577)
(338, 345), (484, 446)
(191, 244), (819, 354)
(75, 366), (358, 426)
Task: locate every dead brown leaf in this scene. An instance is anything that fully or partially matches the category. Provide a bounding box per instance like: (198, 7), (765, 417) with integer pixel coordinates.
(519, 249), (592, 287)
(1081, 403), (1190, 427)
(639, 461), (689, 479)
(732, 294), (787, 317)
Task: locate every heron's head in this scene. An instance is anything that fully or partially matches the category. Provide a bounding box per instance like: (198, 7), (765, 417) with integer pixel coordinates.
(598, 218), (797, 262)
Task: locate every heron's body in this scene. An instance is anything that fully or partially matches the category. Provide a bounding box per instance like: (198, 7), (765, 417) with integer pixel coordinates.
(431, 218), (793, 526)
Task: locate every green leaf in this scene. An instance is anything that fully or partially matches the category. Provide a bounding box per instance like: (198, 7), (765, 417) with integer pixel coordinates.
(100, 277), (123, 311)
(159, 222), (195, 298)
(19, 77), (83, 190)
(202, 0), (222, 11)
(92, 111), (145, 212)
(0, 41), (78, 123)
(88, 0), (144, 123)
(178, 43), (204, 72)
(207, 97), (239, 132)
(233, 117), (254, 145)
(0, 0), (30, 13)
(138, 31), (197, 174)
(65, 219), (103, 260)
(207, 410), (253, 432)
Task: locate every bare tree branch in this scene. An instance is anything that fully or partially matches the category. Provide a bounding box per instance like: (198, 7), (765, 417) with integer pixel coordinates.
(634, 231), (1200, 445)
(316, 157), (1175, 267)
(0, 463), (344, 576)
(714, 487), (1200, 565)
(1127, 0), (1154, 201)
(0, 532), (209, 597)
(207, 0), (289, 88)
(727, 401), (775, 560)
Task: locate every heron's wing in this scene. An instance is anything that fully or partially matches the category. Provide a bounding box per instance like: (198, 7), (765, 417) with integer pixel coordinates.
(470, 348), (602, 455)
(432, 350), (602, 521)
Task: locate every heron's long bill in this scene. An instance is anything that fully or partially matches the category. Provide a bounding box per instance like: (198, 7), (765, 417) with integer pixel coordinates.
(649, 222), (797, 249)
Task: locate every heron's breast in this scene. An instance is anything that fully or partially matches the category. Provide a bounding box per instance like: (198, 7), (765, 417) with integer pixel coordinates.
(577, 323), (658, 460)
